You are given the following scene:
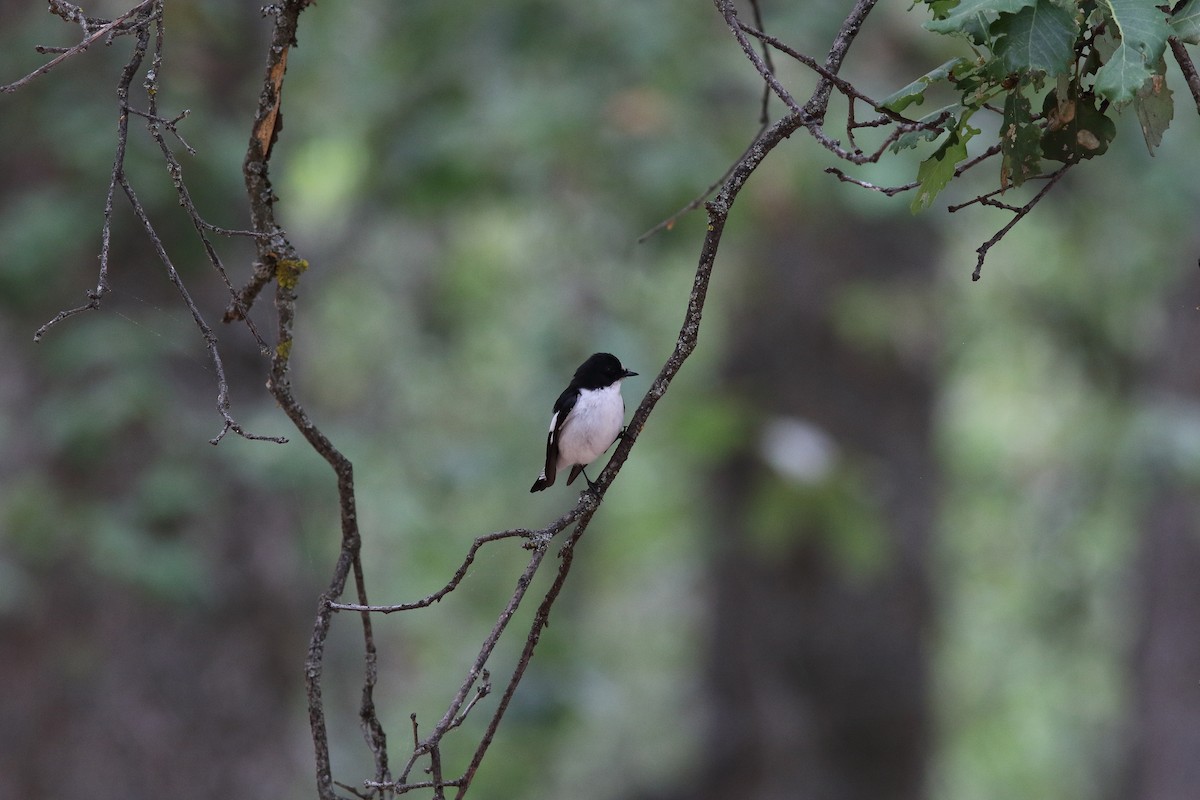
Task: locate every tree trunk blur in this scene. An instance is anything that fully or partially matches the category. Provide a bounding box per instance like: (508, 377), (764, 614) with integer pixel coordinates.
(1122, 271), (1200, 800)
(665, 208), (939, 800)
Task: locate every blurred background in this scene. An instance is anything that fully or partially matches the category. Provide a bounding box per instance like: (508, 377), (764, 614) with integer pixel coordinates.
(3, 1), (1200, 799)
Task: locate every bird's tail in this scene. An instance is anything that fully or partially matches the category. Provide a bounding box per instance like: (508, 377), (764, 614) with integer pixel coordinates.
(530, 471), (553, 492)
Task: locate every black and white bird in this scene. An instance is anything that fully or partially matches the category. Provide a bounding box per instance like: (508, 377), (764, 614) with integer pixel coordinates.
(530, 353), (638, 492)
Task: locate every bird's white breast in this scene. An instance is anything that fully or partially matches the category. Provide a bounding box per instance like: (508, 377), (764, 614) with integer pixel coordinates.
(556, 382), (625, 469)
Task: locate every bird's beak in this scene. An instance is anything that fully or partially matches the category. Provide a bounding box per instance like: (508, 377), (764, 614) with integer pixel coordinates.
(623, 369), (638, 378)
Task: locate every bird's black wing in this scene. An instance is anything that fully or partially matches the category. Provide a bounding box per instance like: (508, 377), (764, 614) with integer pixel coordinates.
(530, 386), (579, 492)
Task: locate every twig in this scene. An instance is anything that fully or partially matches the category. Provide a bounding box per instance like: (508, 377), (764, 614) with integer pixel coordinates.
(127, 106), (198, 155)
(393, 529), (565, 788)
(1, 1), (157, 94)
(118, 167), (286, 443)
(948, 194), (1022, 213)
(636, 128), (764, 242)
(748, 0), (775, 126)
(135, 17), (272, 354)
(449, 671), (491, 732)
(968, 164), (1072, 280)
(363, 778), (464, 796)
(1169, 37), (1200, 115)
(808, 0), (879, 111)
(642, 0), (941, 242)
(716, 1), (804, 117)
(33, 5), (156, 342)
(333, 781), (374, 800)
(945, 168), (1057, 212)
(329, 529), (537, 613)
(825, 143), (1003, 198)
(739, 21), (900, 121)
(825, 168), (917, 196)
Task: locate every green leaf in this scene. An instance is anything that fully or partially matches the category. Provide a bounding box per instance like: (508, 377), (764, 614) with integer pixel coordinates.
(926, 0), (1036, 35)
(1000, 90), (1042, 188)
(1084, 26), (1119, 76)
(1095, 42), (1152, 105)
(1134, 68), (1173, 155)
(1094, 0), (1172, 105)
(1172, 0), (1200, 45)
(991, 0), (1079, 77)
(1040, 90), (1117, 162)
(911, 120), (980, 212)
(890, 104), (961, 152)
(881, 57), (969, 112)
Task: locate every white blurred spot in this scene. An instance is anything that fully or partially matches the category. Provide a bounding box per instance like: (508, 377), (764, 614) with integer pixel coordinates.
(759, 416), (839, 483)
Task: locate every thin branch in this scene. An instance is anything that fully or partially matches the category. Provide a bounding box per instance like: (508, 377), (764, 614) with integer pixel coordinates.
(329, 529), (537, 613)
(825, 142), (1002, 198)
(748, 0), (776, 126)
(636, 128), (764, 242)
(333, 781), (375, 800)
(715, 0), (804, 117)
(453, 513), (598, 797)
(126, 107), (198, 155)
(394, 529), (565, 787)
(118, 167), (286, 443)
(1169, 37), (1200, 114)
(1, 1), (157, 94)
(808, 0), (880, 113)
(363, 778), (464, 797)
(642, 0), (943, 242)
(966, 163), (1072, 280)
(135, 17), (272, 355)
(48, 0), (116, 34)
(449, 671), (492, 732)
(948, 193), (1022, 213)
(33, 6), (156, 342)
(825, 168), (917, 196)
(223, 261), (275, 322)
(739, 21), (901, 121)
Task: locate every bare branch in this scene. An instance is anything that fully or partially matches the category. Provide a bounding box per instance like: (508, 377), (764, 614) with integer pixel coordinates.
(33, 5), (155, 341)
(1169, 37), (1200, 114)
(964, 164), (1072, 281)
(1, 2), (157, 94)
(738, 21), (905, 121)
(825, 168), (918, 196)
(715, 0), (804, 117)
(748, 0), (776, 126)
(825, 143), (1002, 198)
(134, 17), (272, 355)
(329, 529), (537, 614)
(118, 168), (286, 443)
(637, 129), (763, 242)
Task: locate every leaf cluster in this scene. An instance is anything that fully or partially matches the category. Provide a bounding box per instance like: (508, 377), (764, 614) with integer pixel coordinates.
(888, 0), (1198, 209)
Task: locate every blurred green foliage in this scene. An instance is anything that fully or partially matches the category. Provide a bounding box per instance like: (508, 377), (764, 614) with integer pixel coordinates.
(3, 1), (1200, 799)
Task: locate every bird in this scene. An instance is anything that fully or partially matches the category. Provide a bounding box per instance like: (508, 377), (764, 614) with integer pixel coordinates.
(530, 353), (638, 492)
